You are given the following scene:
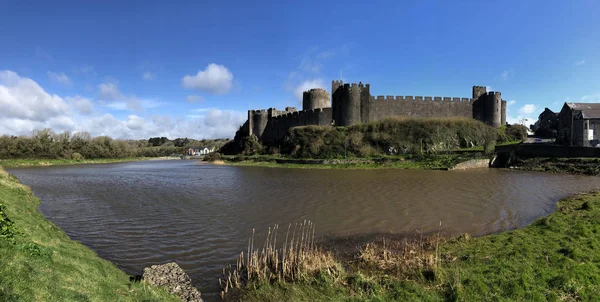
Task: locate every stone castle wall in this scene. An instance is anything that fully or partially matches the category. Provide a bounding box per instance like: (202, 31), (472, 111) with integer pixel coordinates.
(368, 95), (474, 121)
(243, 80), (506, 146)
(260, 108), (332, 144)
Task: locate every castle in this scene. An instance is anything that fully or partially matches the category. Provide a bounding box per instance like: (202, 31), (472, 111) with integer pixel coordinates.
(241, 81), (507, 145)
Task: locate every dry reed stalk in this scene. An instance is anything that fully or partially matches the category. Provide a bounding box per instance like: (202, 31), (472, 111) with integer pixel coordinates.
(220, 220), (336, 295)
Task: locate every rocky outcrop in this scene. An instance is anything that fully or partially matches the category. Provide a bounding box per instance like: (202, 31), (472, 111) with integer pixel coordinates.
(142, 262), (203, 302)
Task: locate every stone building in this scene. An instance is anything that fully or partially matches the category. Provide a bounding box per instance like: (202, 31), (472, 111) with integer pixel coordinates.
(557, 103), (600, 146)
(241, 80), (508, 145)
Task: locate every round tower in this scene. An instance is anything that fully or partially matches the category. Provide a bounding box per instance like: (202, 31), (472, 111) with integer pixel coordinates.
(302, 88), (331, 111)
(250, 110), (269, 139)
(333, 83), (361, 126)
(484, 92), (502, 128)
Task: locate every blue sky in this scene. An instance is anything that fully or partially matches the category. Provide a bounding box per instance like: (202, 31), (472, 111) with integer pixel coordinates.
(1, 0), (599, 139)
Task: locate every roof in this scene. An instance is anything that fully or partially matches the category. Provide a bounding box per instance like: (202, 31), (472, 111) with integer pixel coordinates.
(566, 103), (600, 110)
(574, 109), (600, 120)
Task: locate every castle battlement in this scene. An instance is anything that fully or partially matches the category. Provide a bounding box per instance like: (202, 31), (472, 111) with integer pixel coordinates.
(370, 95), (473, 103)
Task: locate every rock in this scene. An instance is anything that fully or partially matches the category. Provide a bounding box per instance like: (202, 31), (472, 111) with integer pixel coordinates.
(142, 262), (203, 302)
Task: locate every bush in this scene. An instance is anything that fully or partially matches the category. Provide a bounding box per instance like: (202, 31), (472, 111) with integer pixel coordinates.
(500, 124), (528, 142)
(202, 152), (222, 162)
(71, 152), (84, 161)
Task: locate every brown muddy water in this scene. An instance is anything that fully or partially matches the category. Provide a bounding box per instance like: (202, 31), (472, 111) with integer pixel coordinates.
(8, 160), (600, 300)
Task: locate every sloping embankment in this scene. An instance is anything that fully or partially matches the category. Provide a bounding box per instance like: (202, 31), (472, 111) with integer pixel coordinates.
(0, 167), (179, 301)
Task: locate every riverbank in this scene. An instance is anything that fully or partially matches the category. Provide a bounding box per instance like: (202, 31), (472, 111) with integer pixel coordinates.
(0, 156), (181, 168)
(0, 167), (179, 301)
(224, 190), (600, 301)
(210, 154), (490, 170)
(510, 157), (600, 176)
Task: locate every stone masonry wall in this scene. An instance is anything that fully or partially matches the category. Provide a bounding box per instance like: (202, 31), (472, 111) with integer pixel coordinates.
(261, 108), (332, 144)
(368, 96), (473, 121)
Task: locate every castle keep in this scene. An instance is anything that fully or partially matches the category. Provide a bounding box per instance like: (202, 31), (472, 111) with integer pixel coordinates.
(243, 81), (507, 144)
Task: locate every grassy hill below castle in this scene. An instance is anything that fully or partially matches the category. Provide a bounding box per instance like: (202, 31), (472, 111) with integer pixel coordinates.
(219, 117), (526, 161)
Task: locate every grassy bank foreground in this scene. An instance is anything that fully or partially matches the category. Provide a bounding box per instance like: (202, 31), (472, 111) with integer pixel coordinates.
(0, 157), (182, 168)
(0, 167), (179, 301)
(209, 154), (488, 170)
(224, 192), (600, 301)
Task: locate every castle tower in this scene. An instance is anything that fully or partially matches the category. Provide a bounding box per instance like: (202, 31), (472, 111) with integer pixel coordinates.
(302, 88), (331, 111)
(248, 109), (268, 139)
(332, 82), (364, 126)
(476, 91), (502, 128)
(472, 86), (487, 99)
(501, 100), (507, 126)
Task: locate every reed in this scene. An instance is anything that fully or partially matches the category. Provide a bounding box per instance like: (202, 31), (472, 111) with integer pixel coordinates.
(219, 221), (335, 298)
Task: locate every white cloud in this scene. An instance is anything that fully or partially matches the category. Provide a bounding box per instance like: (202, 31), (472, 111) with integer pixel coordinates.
(0, 70), (243, 140)
(181, 63), (233, 94)
(142, 72), (155, 81)
(507, 100), (516, 106)
(47, 71), (72, 86)
(126, 115), (146, 130)
(186, 95), (204, 103)
(97, 82), (164, 111)
(505, 102), (538, 126)
(293, 79), (325, 102)
(98, 82), (124, 101)
(65, 96), (94, 115)
(0, 70), (70, 121)
(518, 104), (537, 115)
(575, 59), (586, 66)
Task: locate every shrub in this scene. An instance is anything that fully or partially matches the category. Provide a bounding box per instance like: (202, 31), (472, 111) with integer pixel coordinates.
(71, 152), (84, 161)
(0, 204), (17, 244)
(203, 152), (222, 162)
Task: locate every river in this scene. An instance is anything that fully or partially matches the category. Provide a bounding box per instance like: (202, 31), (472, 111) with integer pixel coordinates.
(8, 160), (600, 300)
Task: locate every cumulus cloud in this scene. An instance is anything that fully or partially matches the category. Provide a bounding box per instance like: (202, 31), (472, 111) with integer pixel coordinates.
(507, 100), (516, 106)
(142, 72), (155, 81)
(293, 79), (326, 102)
(575, 59), (586, 66)
(181, 63), (233, 94)
(47, 71), (72, 85)
(0, 70), (70, 121)
(186, 95), (204, 103)
(518, 104), (537, 115)
(0, 70), (243, 140)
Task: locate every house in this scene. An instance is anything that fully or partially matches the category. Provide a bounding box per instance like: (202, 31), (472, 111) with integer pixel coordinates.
(198, 146), (215, 155)
(557, 103), (600, 146)
(185, 146), (216, 156)
(531, 108), (558, 138)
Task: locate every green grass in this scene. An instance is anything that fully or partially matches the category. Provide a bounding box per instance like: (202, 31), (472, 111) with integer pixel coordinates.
(0, 167), (179, 301)
(227, 191), (600, 301)
(0, 157), (157, 168)
(513, 157), (600, 176)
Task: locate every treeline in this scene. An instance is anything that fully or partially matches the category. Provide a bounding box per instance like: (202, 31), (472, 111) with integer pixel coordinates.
(0, 129), (229, 160)
(221, 117), (528, 158)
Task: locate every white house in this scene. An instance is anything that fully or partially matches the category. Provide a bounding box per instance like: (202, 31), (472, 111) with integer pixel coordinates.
(197, 146), (215, 155)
